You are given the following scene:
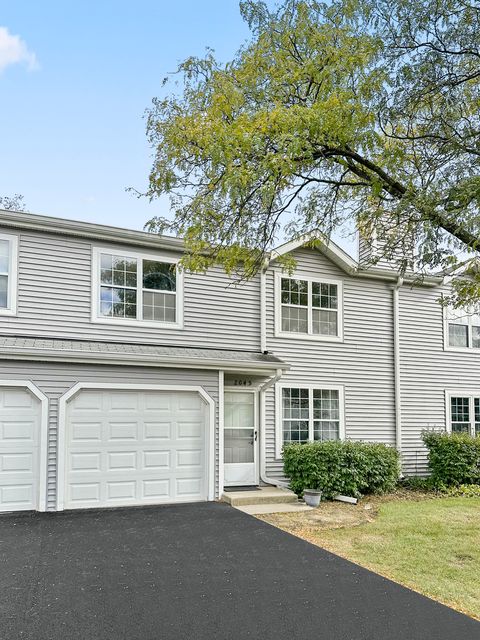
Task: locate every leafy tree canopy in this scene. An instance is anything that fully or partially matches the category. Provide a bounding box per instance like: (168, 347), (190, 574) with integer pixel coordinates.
(0, 194), (27, 212)
(144, 0), (480, 304)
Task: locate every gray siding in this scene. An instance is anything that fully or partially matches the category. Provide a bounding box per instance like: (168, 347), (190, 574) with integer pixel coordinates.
(2, 231), (260, 350)
(264, 248), (396, 477)
(399, 285), (480, 474)
(0, 361), (218, 510)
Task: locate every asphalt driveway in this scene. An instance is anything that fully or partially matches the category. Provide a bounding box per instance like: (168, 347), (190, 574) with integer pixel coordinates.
(1, 503), (478, 640)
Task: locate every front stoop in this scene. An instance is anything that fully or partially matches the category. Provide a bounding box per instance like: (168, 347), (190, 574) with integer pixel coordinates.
(221, 486), (299, 507)
(235, 502), (313, 515)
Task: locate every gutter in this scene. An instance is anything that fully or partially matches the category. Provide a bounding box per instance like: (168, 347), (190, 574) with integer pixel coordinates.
(0, 347), (288, 374)
(0, 209), (185, 252)
(392, 277), (403, 453)
(259, 368), (289, 488)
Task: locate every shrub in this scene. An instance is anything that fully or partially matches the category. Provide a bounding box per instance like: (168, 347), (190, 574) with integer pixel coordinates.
(282, 440), (400, 499)
(445, 484), (480, 498)
(422, 431), (480, 487)
(400, 476), (439, 492)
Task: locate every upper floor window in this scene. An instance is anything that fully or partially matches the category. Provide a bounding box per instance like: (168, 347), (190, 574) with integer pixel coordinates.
(0, 233), (17, 316)
(92, 248), (182, 328)
(275, 273), (342, 340)
(446, 308), (480, 350)
(449, 395), (480, 436)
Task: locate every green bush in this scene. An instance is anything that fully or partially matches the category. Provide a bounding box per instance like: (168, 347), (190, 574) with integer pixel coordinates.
(282, 440), (400, 499)
(444, 484), (480, 498)
(422, 431), (480, 487)
(400, 476), (439, 492)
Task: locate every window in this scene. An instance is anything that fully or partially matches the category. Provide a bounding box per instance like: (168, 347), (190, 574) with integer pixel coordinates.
(93, 248), (181, 326)
(0, 233), (17, 315)
(446, 308), (480, 349)
(277, 385), (344, 456)
(448, 394), (480, 436)
(277, 274), (342, 339)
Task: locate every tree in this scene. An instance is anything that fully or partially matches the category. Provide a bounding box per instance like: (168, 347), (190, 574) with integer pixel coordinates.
(144, 0), (480, 304)
(0, 194), (28, 212)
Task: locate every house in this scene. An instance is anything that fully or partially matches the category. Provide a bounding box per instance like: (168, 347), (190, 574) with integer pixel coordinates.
(0, 208), (478, 513)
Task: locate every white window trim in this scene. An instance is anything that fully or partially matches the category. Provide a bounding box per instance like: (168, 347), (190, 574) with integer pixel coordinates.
(0, 232), (18, 316)
(274, 271), (343, 342)
(275, 382), (345, 458)
(91, 246), (184, 329)
(445, 390), (480, 436)
(443, 307), (480, 353)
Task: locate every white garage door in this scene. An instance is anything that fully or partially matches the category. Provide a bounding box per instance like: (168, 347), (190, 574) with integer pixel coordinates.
(0, 387), (41, 512)
(64, 389), (208, 509)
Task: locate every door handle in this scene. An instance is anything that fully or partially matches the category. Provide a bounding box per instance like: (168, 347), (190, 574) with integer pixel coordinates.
(254, 430), (258, 442)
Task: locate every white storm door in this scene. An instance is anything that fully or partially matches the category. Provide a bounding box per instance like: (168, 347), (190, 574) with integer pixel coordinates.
(0, 387), (41, 512)
(224, 390), (257, 486)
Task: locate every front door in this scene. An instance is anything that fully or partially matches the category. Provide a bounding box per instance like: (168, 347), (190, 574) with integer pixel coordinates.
(224, 390), (257, 486)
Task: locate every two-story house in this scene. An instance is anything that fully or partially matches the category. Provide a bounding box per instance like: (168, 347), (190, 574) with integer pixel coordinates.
(0, 209), (478, 513)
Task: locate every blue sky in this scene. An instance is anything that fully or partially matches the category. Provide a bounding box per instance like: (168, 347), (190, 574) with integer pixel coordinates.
(0, 1), (258, 230)
(0, 1), (356, 254)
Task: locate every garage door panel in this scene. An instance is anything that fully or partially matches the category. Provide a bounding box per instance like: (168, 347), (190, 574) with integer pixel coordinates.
(70, 422), (102, 442)
(65, 389), (208, 509)
(143, 450), (170, 469)
(109, 393), (139, 411)
(144, 422), (172, 439)
(142, 479), (170, 498)
(1, 452), (34, 472)
(0, 389), (41, 512)
(176, 449), (202, 467)
(107, 451), (137, 470)
(2, 420), (36, 443)
(176, 477), (203, 496)
(70, 452), (101, 471)
(1, 483), (34, 506)
(108, 422), (138, 440)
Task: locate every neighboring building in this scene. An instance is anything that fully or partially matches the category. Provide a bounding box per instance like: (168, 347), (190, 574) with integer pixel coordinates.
(0, 209), (477, 513)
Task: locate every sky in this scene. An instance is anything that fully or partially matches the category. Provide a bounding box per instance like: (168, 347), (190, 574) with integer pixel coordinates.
(0, 1), (258, 229)
(0, 1), (356, 254)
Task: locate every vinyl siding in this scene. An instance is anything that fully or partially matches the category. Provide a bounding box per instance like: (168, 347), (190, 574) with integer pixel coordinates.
(2, 231), (260, 351)
(0, 361), (218, 510)
(264, 248), (395, 477)
(399, 285), (480, 474)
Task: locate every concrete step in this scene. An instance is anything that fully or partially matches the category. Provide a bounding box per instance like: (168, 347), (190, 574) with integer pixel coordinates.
(221, 486), (298, 506)
(235, 502), (313, 515)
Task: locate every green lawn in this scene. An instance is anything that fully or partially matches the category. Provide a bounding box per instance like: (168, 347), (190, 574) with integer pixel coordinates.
(261, 497), (480, 620)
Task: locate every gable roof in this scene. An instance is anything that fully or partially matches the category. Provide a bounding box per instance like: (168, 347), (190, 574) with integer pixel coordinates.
(269, 233), (357, 274)
(269, 231), (443, 287)
(0, 209), (443, 286)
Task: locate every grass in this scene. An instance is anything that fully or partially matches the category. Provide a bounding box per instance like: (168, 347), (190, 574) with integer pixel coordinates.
(259, 494), (480, 620)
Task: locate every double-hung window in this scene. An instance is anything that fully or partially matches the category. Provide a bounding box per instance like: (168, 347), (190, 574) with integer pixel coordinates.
(0, 233), (17, 316)
(276, 274), (342, 340)
(93, 248), (181, 327)
(446, 308), (480, 349)
(448, 394), (480, 436)
(276, 385), (344, 457)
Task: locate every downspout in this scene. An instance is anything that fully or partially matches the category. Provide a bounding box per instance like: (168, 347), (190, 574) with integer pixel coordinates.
(259, 368), (288, 488)
(260, 266), (267, 353)
(258, 262), (289, 487)
(393, 277), (403, 454)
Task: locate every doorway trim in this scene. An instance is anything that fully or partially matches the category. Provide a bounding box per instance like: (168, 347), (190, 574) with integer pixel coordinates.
(223, 387), (259, 487)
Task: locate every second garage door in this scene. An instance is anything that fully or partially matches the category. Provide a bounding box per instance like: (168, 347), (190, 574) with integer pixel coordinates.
(64, 388), (208, 509)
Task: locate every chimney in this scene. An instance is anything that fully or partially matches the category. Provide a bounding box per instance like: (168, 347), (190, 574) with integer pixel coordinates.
(357, 214), (416, 272)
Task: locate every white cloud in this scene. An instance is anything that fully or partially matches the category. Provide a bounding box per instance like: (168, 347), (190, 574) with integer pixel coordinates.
(0, 26), (38, 74)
